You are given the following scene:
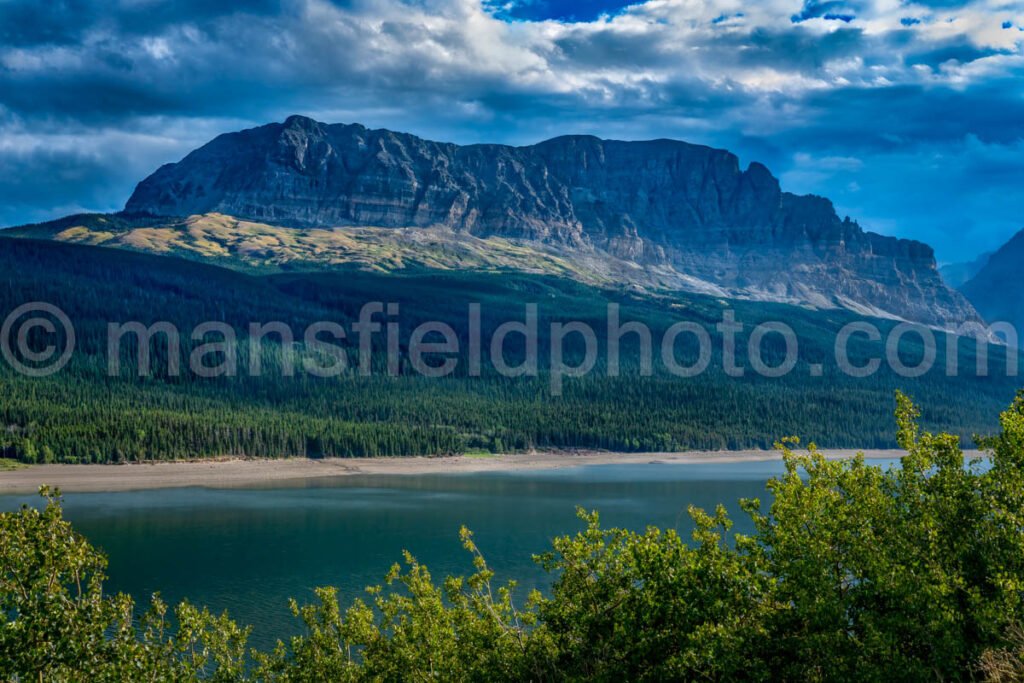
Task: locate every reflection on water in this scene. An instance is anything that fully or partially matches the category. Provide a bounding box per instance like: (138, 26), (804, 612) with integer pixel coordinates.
(0, 460), (902, 650)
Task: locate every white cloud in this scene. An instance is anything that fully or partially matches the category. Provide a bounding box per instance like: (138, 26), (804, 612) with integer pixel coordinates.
(3, 0), (1020, 125)
(1, 0), (1023, 260)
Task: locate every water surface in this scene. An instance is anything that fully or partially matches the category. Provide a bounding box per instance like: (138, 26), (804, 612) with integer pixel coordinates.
(0, 459), (901, 649)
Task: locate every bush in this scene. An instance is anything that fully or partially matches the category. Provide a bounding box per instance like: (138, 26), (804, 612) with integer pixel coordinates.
(4, 392), (1024, 681)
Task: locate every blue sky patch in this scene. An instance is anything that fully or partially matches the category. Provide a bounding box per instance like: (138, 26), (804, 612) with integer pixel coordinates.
(487, 0), (634, 22)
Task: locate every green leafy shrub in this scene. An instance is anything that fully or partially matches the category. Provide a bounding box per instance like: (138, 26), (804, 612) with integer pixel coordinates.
(5, 393), (1024, 681)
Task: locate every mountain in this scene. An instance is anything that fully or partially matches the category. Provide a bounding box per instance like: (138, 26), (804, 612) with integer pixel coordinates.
(120, 115), (978, 327)
(940, 252), (992, 289)
(961, 228), (1024, 340)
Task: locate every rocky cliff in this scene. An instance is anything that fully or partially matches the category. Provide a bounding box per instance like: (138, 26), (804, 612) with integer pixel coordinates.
(125, 115), (979, 326)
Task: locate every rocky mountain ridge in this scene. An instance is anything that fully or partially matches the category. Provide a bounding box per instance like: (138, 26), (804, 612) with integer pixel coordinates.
(111, 115), (977, 326)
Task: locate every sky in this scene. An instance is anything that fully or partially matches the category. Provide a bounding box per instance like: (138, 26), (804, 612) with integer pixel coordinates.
(1, 0), (1022, 263)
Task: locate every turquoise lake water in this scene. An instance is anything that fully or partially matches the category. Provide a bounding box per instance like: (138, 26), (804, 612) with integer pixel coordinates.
(0, 459), (902, 650)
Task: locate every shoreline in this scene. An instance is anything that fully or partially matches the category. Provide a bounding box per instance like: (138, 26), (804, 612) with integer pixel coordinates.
(0, 449), (982, 495)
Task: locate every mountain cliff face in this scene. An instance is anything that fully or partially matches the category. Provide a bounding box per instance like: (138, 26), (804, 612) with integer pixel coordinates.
(961, 229), (1024, 341)
(125, 115), (978, 326)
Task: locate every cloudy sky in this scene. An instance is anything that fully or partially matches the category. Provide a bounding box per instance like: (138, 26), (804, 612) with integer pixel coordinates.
(1, 0), (1022, 262)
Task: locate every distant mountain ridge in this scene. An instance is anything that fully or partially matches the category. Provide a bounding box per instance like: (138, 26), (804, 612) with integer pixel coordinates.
(961, 228), (1024, 342)
(40, 116), (985, 326)
(941, 253), (992, 289)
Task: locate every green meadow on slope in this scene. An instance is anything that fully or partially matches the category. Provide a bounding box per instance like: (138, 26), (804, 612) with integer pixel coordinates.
(5, 212), (618, 282)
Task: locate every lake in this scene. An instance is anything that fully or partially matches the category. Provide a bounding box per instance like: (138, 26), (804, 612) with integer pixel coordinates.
(0, 459), (902, 650)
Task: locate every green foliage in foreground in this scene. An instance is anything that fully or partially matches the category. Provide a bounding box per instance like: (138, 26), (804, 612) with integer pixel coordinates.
(6, 393), (1024, 681)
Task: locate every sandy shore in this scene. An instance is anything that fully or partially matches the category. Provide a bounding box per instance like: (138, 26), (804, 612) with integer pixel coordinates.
(0, 448), (979, 495)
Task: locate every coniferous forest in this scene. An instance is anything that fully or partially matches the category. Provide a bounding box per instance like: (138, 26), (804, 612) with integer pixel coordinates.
(0, 237), (1018, 463)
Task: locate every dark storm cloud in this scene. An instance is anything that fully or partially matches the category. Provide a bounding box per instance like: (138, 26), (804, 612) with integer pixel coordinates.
(0, 0), (285, 46)
(907, 43), (1006, 67)
(0, 144), (133, 225)
(0, 0), (1021, 261)
(772, 82), (1024, 150)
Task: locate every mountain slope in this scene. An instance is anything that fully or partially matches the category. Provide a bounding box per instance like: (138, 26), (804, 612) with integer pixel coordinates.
(941, 252), (992, 289)
(122, 115), (978, 327)
(0, 236), (1016, 462)
(3, 212), (821, 294)
(6, 212), (608, 282)
(961, 228), (1024, 340)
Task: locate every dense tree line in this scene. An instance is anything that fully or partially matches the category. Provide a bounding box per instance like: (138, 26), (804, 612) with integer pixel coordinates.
(5, 394), (1024, 680)
(0, 237), (1018, 463)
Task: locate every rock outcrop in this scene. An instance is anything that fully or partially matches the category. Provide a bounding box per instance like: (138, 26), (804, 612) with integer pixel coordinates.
(125, 115), (979, 326)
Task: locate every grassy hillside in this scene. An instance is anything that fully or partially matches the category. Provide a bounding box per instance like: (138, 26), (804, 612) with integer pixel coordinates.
(0, 236), (1017, 462)
(4, 212), (620, 282)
